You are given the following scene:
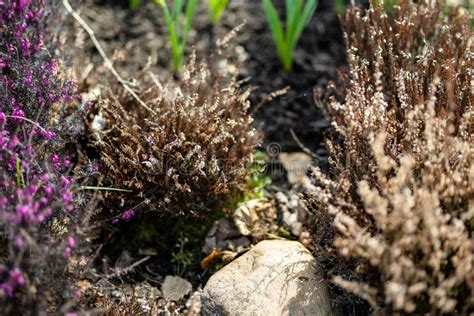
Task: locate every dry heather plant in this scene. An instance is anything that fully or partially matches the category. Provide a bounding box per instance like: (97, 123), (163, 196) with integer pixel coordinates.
(87, 51), (261, 218)
(307, 1), (473, 314)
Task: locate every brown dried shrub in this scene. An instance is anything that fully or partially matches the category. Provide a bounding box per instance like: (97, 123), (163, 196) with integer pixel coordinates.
(86, 51), (261, 217)
(307, 1), (473, 314)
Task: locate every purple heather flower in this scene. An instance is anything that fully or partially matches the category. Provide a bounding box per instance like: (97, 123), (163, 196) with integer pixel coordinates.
(67, 236), (75, 248)
(7, 136), (19, 149)
(91, 163), (99, 173)
(111, 209), (136, 224)
(61, 176), (71, 186)
(10, 268), (25, 286)
(12, 108), (25, 124)
(120, 209), (136, 221)
(0, 0), (78, 299)
(20, 38), (31, 56)
(25, 73), (33, 84)
(15, 237), (24, 248)
(44, 184), (54, 197)
(63, 191), (72, 203)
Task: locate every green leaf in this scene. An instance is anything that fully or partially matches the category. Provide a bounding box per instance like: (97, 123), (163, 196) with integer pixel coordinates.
(155, 0), (197, 72)
(156, 0), (173, 25)
(173, 0), (183, 38)
(291, 0), (317, 49)
(286, 0), (304, 47)
(263, 0), (318, 71)
(262, 0), (286, 62)
(16, 158), (22, 188)
(335, 0), (345, 14)
(155, 0), (166, 7)
(209, 0), (229, 23)
(184, 0), (198, 38)
(130, 0), (142, 10)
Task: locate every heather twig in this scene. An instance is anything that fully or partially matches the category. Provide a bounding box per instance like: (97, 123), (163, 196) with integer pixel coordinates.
(308, 1), (473, 313)
(86, 46), (261, 217)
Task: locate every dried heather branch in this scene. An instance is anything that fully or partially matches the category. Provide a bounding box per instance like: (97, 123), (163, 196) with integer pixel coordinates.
(308, 1), (474, 314)
(86, 48), (261, 218)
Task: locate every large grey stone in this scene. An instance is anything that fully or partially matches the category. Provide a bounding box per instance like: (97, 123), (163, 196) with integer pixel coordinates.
(202, 240), (334, 316)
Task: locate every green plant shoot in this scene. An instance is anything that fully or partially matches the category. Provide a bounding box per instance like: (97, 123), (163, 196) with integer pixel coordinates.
(373, 0), (400, 12)
(16, 158), (22, 188)
(155, 0), (198, 72)
(130, 0), (142, 10)
(262, 0), (318, 72)
(247, 151), (271, 199)
(209, 0), (229, 24)
(335, 0), (345, 14)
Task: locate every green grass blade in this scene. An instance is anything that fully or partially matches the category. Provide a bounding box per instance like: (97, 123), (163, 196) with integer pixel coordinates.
(155, 0), (182, 71)
(173, 0), (184, 40)
(291, 0), (317, 48)
(80, 186), (134, 193)
(184, 0), (198, 38)
(156, 0), (173, 26)
(210, 0), (229, 23)
(16, 158), (22, 188)
(155, 0), (166, 8)
(262, 0), (285, 60)
(216, 0), (229, 15)
(173, 0), (184, 20)
(176, 0), (197, 71)
(286, 0), (304, 44)
(130, 0), (142, 10)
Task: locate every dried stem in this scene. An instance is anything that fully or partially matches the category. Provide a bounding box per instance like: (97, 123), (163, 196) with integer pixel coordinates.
(62, 0), (156, 115)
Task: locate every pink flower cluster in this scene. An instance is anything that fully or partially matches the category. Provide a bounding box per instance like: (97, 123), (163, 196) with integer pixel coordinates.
(0, 115), (75, 297)
(112, 209), (136, 224)
(1, 0), (78, 136)
(0, 0), (78, 300)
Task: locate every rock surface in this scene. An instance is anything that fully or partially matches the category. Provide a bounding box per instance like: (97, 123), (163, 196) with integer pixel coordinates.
(202, 240), (334, 316)
(161, 275), (192, 301)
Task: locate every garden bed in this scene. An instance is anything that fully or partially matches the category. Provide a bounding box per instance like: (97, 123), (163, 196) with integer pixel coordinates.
(1, 0), (472, 314)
